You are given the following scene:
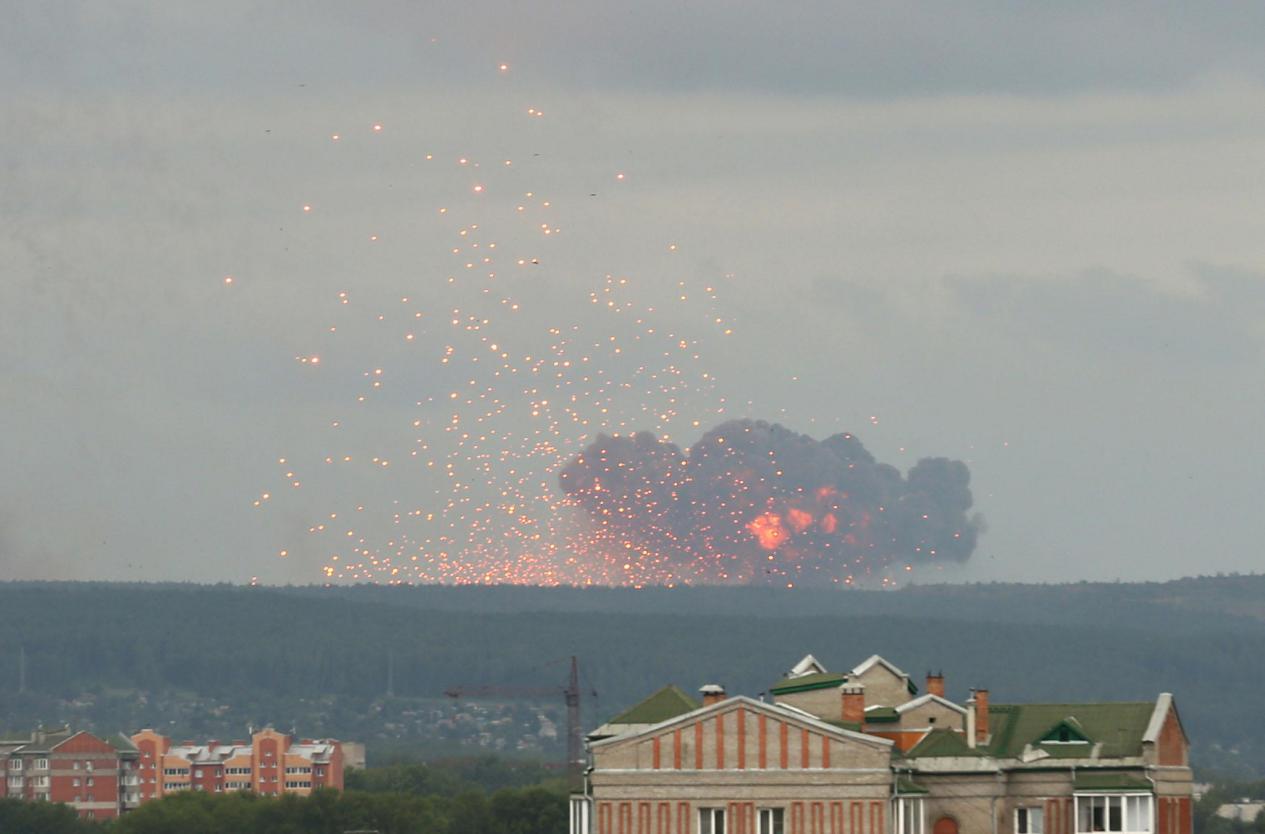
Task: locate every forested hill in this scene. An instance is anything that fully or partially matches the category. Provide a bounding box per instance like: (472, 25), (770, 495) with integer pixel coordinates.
(1, 576), (1263, 775)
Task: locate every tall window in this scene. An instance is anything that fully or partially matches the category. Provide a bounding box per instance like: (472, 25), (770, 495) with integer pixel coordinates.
(759, 808), (785, 834)
(1075, 795), (1153, 834)
(700, 808), (726, 834)
(895, 798), (925, 834)
(34, 759), (48, 770)
(1017, 807), (1045, 834)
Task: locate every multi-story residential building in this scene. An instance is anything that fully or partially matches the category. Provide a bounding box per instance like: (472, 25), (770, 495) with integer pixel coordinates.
(574, 654), (1193, 834)
(130, 726), (344, 801)
(0, 725), (141, 820)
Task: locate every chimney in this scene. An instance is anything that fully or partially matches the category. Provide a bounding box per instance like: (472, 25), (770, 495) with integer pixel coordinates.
(926, 671), (945, 699)
(841, 683), (866, 725)
(974, 689), (990, 746)
(699, 684), (726, 706)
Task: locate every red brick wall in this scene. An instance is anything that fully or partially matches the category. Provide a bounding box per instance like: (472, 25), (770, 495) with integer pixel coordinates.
(255, 737), (281, 794)
(54, 733), (114, 755)
(1157, 709), (1187, 766)
(135, 738), (160, 801)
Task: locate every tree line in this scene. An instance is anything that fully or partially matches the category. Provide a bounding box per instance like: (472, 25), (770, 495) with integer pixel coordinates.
(2, 581), (1265, 775)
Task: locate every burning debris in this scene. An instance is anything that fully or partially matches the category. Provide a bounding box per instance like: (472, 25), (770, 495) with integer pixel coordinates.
(559, 419), (982, 585)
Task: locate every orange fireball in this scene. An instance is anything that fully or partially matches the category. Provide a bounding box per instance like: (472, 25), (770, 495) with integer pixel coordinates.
(747, 512), (789, 550)
(786, 508), (813, 533)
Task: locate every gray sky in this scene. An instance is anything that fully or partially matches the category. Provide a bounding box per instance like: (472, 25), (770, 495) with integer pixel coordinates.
(4, 2), (1265, 584)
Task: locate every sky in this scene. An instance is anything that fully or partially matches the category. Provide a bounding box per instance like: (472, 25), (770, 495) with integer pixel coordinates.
(4, 2), (1265, 584)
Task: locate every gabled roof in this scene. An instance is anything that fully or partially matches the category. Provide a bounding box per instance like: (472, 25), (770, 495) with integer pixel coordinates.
(590, 694), (895, 751)
(851, 655), (918, 695)
(906, 729), (984, 759)
(607, 685), (700, 726)
(1142, 693), (1181, 744)
(789, 654), (828, 677)
(864, 705), (900, 723)
(897, 693), (967, 716)
(770, 671), (847, 695)
(986, 702), (1156, 759)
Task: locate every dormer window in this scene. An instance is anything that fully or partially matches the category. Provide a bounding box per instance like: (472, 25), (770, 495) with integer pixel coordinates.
(1039, 719), (1093, 746)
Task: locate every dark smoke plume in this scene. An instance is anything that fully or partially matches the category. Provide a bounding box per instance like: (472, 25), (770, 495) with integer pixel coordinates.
(559, 419), (982, 585)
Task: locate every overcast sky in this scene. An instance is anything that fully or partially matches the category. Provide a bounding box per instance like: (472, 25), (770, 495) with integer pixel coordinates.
(4, 2), (1265, 584)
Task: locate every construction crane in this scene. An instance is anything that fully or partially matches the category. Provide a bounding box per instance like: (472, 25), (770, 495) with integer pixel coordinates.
(444, 655), (589, 786)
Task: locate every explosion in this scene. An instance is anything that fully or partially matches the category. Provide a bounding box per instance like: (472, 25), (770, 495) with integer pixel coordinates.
(559, 419), (982, 585)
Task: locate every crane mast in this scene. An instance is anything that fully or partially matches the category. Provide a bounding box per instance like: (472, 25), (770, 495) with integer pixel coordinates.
(445, 654), (586, 787)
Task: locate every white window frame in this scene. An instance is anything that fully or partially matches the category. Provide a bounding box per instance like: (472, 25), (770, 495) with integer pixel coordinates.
(1017, 806), (1045, 834)
(895, 797), (925, 834)
(700, 807), (727, 834)
(759, 808), (785, 834)
(1075, 793), (1153, 834)
(9, 759), (22, 771)
(34, 758), (48, 770)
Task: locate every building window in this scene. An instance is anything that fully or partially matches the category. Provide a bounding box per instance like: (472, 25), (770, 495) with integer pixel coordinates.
(896, 798), (925, 834)
(1018, 808), (1045, 834)
(759, 808), (785, 834)
(73, 778), (81, 787)
(9, 759), (22, 771)
(34, 759), (48, 770)
(1075, 794), (1153, 834)
(700, 808), (726, 834)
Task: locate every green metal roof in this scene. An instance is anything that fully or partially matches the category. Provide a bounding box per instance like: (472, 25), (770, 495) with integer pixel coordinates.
(985, 703), (1154, 759)
(608, 685), (700, 725)
(822, 719), (863, 733)
(1039, 717), (1093, 745)
(770, 672), (847, 695)
(895, 775), (930, 794)
(864, 706), (900, 723)
(1073, 772), (1153, 792)
(905, 728), (985, 758)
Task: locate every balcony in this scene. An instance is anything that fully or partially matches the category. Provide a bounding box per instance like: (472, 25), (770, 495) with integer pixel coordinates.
(122, 775), (140, 786)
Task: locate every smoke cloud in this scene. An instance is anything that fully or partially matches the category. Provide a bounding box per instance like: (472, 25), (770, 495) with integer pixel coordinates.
(559, 420), (982, 585)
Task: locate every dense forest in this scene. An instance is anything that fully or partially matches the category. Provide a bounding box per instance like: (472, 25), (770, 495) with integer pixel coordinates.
(2, 577), (1264, 774)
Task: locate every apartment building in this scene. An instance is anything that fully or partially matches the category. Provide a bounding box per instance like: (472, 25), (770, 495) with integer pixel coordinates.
(130, 726), (344, 801)
(0, 725), (141, 821)
(574, 654), (1193, 834)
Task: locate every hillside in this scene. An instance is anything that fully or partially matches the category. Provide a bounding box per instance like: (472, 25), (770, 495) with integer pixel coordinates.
(1, 576), (1263, 774)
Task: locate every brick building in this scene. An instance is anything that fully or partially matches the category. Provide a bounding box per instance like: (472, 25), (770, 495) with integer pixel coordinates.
(130, 726), (344, 800)
(0, 725), (141, 821)
(573, 654), (1193, 834)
